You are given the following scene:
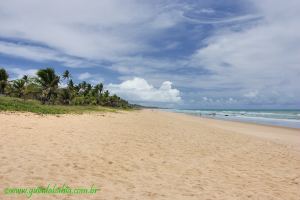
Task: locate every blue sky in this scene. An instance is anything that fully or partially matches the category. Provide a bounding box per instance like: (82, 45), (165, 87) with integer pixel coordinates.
(0, 0), (299, 109)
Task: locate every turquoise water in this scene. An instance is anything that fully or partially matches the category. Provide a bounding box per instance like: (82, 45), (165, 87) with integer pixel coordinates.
(167, 109), (300, 129)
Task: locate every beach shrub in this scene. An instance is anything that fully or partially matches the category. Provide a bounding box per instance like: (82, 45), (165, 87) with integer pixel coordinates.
(0, 68), (9, 94)
(58, 88), (73, 105)
(71, 96), (85, 105)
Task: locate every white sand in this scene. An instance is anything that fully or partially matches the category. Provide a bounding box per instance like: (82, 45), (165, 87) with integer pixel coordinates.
(0, 110), (299, 200)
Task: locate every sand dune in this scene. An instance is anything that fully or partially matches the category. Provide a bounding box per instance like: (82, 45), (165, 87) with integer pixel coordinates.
(0, 110), (299, 200)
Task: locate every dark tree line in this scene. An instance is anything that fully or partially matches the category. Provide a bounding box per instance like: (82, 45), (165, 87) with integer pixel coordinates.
(0, 67), (130, 108)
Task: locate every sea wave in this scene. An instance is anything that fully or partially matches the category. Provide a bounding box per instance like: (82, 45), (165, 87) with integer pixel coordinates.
(167, 109), (300, 128)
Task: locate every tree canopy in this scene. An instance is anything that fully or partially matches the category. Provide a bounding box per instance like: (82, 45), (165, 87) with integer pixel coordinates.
(0, 67), (131, 108)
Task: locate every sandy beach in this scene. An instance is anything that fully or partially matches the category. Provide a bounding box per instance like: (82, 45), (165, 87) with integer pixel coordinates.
(0, 109), (300, 200)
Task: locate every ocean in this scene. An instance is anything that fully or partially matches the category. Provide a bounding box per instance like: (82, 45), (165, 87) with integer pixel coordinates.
(167, 109), (300, 129)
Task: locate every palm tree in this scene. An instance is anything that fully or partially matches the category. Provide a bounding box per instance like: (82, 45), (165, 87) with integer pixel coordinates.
(22, 75), (29, 83)
(78, 81), (87, 95)
(0, 68), (9, 94)
(68, 79), (74, 89)
(12, 79), (26, 98)
(91, 83), (103, 97)
(109, 94), (119, 107)
(86, 83), (92, 92)
(98, 83), (103, 95)
(104, 90), (109, 98)
(62, 70), (70, 80)
(36, 68), (60, 104)
(102, 90), (110, 106)
(58, 88), (72, 105)
(78, 81), (87, 90)
(78, 81), (92, 96)
(0, 66), (131, 107)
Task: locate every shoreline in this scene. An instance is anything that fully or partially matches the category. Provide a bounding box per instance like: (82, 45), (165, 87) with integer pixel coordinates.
(163, 109), (300, 129)
(165, 109), (300, 130)
(1, 110), (300, 199)
(161, 109), (300, 129)
(155, 109), (300, 151)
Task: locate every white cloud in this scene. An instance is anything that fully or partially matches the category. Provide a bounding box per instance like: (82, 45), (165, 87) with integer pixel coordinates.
(0, 0), (299, 108)
(78, 72), (93, 80)
(188, 0), (300, 106)
(202, 97), (209, 101)
(0, 41), (90, 67)
(107, 77), (181, 103)
(0, 41), (59, 62)
(244, 91), (258, 98)
(199, 8), (215, 14)
(6, 67), (38, 79)
(77, 72), (104, 84)
(0, 0), (183, 64)
(185, 14), (261, 24)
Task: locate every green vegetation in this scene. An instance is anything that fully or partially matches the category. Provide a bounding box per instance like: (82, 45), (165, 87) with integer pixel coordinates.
(0, 68), (9, 94)
(0, 96), (118, 114)
(0, 67), (133, 114)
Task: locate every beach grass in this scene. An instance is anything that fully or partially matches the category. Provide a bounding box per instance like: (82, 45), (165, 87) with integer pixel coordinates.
(0, 96), (122, 114)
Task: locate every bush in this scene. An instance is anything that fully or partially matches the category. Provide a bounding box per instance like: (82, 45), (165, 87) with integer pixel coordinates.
(71, 96), (85, 105)
(58, 88), (73, 105)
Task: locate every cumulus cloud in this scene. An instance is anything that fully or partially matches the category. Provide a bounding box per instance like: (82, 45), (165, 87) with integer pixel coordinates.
(107, 77), (181, 103)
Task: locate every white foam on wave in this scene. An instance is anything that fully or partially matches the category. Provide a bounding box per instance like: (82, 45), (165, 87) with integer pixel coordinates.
(168, 109), (300, 129)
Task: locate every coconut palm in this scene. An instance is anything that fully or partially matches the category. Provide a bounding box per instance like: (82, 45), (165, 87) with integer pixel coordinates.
(101, 90), (110, 106)
(109, 94), (119, 107)
(36, 68), (60, 104)
(68, 79), (74, 89)
(22, 75), (29, 83)
(0, 68), (9, 94)
(99, 83), (103, 94)
(91, 83), (103, 99)
(86, 83), (92, 93)
(78, 81), (87, 95)
(62, 70), (71, 80)
(58, 88), (72, 105)
(12, 79), (26, 98)
(0, 66), (131, 108)
(78, 81), (87, 90)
